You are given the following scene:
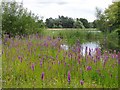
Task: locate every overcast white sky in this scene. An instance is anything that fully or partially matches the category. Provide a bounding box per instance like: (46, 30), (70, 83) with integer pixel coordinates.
(7, 0), (113, 22)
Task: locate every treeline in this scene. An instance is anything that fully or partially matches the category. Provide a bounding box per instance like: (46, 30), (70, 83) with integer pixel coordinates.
(45, 16), (93, 28)
(2, 1), (45, 37)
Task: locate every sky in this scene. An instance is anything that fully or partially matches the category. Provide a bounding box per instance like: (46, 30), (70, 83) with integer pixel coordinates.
(6, 0), (113, 22)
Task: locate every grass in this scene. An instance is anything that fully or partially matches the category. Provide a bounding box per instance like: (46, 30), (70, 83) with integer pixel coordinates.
(2, 32), (119, 88)
(44, 29), (119, 50)
(44, 29), (102, 45)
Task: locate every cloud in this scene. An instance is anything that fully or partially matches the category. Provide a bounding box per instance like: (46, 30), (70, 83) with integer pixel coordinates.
(22, 0), (68, 5)
(15, 0), (113, 22)
(35, 1), (68, 5)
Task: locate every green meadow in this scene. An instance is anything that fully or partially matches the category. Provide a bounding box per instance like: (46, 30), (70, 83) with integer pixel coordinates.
(2, 29), (119, 88)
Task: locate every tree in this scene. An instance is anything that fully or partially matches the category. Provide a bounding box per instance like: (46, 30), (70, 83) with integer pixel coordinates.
(95, 2), (120, 32)
(79, 18), (90, 28)
(45, 18), (54, 28)
(95, 7), (108, 32)
(92, 20), (97, 28)
(2, 1), (44, 37)
(45, 16), (91, 29)
(73, 18), (84, 28)
(105, 1), (120, 31)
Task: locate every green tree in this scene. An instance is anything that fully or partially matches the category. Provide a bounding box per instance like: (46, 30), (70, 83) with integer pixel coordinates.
(73, 18), (84, 28)
(92, 20), (97, 28)
(2, 1), (44, 37)
(79, 18), (89, 28)
(45, 18), (54, 28)
(95, 2), (120, 32)
(95, 7), (108, 32)
(58, 16), (74, 28)
(105, 1), (120, 31)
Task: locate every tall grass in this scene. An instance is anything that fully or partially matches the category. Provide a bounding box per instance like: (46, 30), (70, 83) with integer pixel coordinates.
(44, 29), (119, 51)
(44, 29), (103, 45)
(2, 34), (119, 88)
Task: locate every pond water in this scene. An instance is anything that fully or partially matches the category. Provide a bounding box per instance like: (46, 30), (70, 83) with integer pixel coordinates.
(87, 31), (101, 33)
(81, 42), (100, 56)
(60, 44), (69, 50)
(60, 42), (100, 56)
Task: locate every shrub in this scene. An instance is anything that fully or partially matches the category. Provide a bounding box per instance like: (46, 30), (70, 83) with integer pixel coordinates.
(2, 1), (45, 37)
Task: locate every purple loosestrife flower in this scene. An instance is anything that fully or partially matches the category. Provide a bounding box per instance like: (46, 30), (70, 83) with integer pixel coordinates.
(44, 41), (48, 47)
(72, 48), (76, 53)
(80, 80), (84, 85)
(52, 41), (57, 47)
(64, 62), (66, 66)
(68, 53), (71, 59)
(56, 55), (58, 59)
(112, 54), (115, 59)
(95, 48), (101, 60)
(94, 59), (97, 63)
(85, 46), (87, 55)
(77, 47), (81, 53)
(18, 56), (22, 63)
(89, 48), (91, 56)
(57, 37), (61, 41)
(58, 61), (60, 65)
(41, 72), (44, 80)
(47, 36), (51, 41)
(103, 55), (109, 67)
(40, 61), (42, 67)
(68, 71), (71, 83)
(31, 63), (35, 71)
(115, 54), (118, 59)
(78, 55), (81, 60)
(86, 66), (92, 71)
(118, 52), (120, 64)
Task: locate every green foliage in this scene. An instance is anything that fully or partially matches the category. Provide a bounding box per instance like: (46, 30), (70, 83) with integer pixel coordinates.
(95, 2), (120, 32)
(79, 18), (89, 28)
(115, 29), (120, 46)
(2, 1), (45, 37)
(74, 18), (85, 29)
(94, 7), (108, 32)
(44, 29), (119, 50)
(45, 16), (90, 28)
(45, 18), (54, 28)
(105, 2), (120, 30)
(2, 35), (118, 88)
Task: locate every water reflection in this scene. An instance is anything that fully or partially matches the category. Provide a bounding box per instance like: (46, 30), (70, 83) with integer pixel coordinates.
(88, 31), (101, 33)
(81, 42), (100, 56)
(60, 44), (69, 50)
(60, 42), (100, 56)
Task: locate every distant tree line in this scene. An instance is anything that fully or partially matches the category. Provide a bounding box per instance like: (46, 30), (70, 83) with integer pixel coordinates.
(2, 1), (45, 37)
(45, 16), (92, 28)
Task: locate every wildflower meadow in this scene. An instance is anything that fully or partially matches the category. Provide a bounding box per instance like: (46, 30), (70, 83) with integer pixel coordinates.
(2, 34), (119, 88)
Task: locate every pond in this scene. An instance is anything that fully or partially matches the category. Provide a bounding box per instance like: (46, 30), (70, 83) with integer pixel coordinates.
(60, 42), (100, 56)
(81, 42), (100, 56)
(60, 44), (69, 50)
(87, 31), (101, 33)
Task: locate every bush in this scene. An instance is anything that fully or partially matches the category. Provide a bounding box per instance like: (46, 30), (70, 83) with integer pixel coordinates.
(2, 1), (45, 37)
